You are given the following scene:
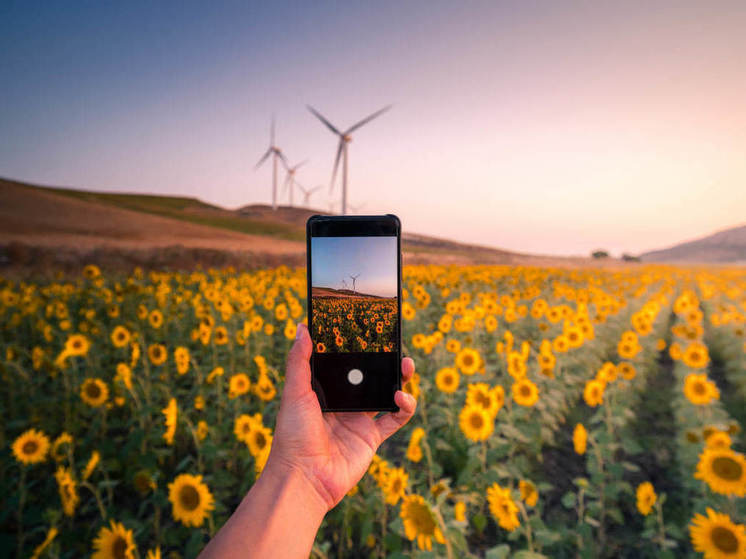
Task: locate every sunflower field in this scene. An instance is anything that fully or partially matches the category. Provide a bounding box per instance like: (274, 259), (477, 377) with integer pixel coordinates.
(311, 296), (398, 353)
(2, 264), (746, 559)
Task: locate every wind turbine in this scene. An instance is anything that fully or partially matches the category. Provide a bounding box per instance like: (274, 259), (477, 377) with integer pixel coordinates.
(282, 159), (307, 207)
(255, 116), (287, 210)
(341, 279), (349, 290)
(298, 184), (322, 207)
(349, 273), (360, 293)
(307, 104), (392, 214)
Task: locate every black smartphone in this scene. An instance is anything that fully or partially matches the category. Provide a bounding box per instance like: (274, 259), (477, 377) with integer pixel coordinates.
(306, 214), (402, 412)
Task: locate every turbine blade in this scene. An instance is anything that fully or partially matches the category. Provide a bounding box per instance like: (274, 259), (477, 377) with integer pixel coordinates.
(307, 105), (341, 135)
(293, 159), (308, 171)
(276, 149), (288, 168)
(345, 105), (392, 134)
(255, 148), (272, 169)
(330, 139), (344, 193)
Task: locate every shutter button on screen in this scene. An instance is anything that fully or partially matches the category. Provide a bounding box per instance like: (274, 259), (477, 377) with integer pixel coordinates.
(347, 368), (363, 385)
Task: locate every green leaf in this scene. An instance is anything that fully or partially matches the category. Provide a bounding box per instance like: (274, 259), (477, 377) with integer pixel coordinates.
(513, 552), (549, 559)
(561, 491), (576, 509)
(472, 512), (487, 534)
(486, 544), (511, 559)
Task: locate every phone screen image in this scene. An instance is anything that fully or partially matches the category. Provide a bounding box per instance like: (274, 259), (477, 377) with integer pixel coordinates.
(307, 215), (401, 411)
(311, 236), (398, 354)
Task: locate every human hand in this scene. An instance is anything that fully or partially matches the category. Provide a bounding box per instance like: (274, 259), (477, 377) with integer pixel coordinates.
(266, 322), (417, 511)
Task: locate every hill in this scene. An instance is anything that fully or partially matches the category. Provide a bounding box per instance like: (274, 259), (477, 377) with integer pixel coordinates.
(0, 176), (530, 271)
(640, 224), (746, 264)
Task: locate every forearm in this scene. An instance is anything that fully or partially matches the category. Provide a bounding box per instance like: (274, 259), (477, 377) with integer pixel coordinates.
(199, 465), (328, 559)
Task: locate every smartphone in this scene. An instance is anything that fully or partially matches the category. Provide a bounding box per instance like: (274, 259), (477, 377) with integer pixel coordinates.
(306, 214), (402, 411)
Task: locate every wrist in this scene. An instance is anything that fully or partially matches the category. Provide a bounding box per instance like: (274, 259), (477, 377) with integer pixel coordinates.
(259, 456), (331, 518)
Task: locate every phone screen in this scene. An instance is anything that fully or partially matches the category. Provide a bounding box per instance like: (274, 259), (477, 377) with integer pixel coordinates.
(307, 216), (401, 411)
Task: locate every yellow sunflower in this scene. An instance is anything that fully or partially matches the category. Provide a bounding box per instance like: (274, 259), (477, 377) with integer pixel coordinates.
(683, 341), (709, 369)
(246, 425), (273, 458)
(618, 362), (637, 380)
(400, 494), (445, 551)
(148, 343), (167, 366)
(384, 467), (409, 505)
(228, 373), (251, 399)
(694, 448), (746, 497)
(162, 398), (178, 445)
(55, 465), (79, 517)
(466, 382), (502, 417)
(684, 373), (719, 406)
(80, 378), (109, 407)
(487, 482), (520, 532)
(253, 373), (276, 402)
(512, 378), (539, 407)
(168, 473), (215, 527)
(689, 507), (746, 559)
(583, 379), (605, 407)
(110, 326), (131, 348)
(455, 347), (481, 375)
(12, 428), (50, 464)
(174, 346), (190, 375)
(65, 333), (90, 357)
(519, 479), (538, 507)
(51, 431), (73, 462)
(406, 427), (426, 462)
(459, 404), (494, 442)
(114, 363), (133, 392)
(83, 450), (101, 480)
(435, 367), (460, 394)
(148, 309), (164, 329)
(636, 482), (656, 516)
(92, 520), (136, 559)
(573, 423), (587, 455)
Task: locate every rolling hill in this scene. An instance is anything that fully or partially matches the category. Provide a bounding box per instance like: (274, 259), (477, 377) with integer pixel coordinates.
(640, 224), (746, 264)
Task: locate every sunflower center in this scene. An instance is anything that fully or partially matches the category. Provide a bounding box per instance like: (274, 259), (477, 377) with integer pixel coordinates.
(22, 440), (38, 455)
(712, 456), (743, 481)
(112, 536), (127, 559)
(470, 413), (484, 429)
(475, 392), (490, 407)
(254, 432), (267, 449)
(521, 385), (531, 397)
(693, 382), (706, 395)
(410, 503), (436, 532)
(179, 484), (201, 511)
(392, 479), (401, 493)
(711, 526), (739, 553)
(87, 383), (101, 398)
(462, 355), (474, 366)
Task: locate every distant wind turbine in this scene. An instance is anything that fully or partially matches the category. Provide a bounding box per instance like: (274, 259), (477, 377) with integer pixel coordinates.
(298, 184), (322, 207)
(255, 116), (287, 210)
(341, 279), (349, 290)
(282, 159), (307, 207)
(307, 104), (392, 214)
(349, 273), (360, 293)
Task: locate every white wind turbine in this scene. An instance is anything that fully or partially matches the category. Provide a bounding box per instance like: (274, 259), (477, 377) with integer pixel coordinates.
(307, 104), (391, 214)
(282, 159), (307, 207)
(349, 273), (360, 293)
(298, 184), (322, 208)
(255, 116), (287, 210)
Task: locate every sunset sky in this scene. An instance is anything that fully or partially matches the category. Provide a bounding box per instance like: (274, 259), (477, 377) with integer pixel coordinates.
(1, 2), (744, 256)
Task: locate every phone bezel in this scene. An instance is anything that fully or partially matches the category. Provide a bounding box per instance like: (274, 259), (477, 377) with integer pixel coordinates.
(306, 214), (402, 412)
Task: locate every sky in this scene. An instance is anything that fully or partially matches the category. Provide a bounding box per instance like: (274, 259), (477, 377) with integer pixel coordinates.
(311, 236), (398, 298)
(1, 1), (745, 256)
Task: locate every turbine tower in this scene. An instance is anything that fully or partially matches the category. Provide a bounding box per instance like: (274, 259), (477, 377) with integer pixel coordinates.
(255, 116), (287, 210)
(349, 273), (360, 293)
(307, 104), (391, 214)
(298, 184), (322, 207)
(282, 159), (307, 207)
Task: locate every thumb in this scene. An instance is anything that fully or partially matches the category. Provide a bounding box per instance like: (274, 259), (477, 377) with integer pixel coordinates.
(283, 322), (312, 400)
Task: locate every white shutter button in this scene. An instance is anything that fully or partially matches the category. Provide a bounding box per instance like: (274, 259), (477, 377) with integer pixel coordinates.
(347, 369), (363, 385)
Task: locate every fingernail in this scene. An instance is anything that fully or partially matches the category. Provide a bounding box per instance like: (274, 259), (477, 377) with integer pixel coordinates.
(295, 322), (305, 339)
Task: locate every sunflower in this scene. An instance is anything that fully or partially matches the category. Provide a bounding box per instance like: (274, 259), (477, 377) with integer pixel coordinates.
(454, 501), (466, 522)
(400, 494), (445, 551)
(512, 378), (539, 407)
(148, 344), (167, 366)
(196, 420), (208, 441)
(435, 367), (460, 394)
(114, 363), (133, 391)
(162, 398), (178, 445)
(690, 507), (746, 559)
(406, 427), (426, 462)
(206, 366), (225, 383)
(174, 346), (190, 375)
(694, 448), (746, 497)
(246, 425), (273, 458)
(168, 473), (215, 527)
(506, 351), (527, 379)
(683, 341), (710, 369)
(110, 326), (131, 348)
(82, 450), (101, 480)
(80, 378), (109, 407)
(51, 431), (73, 462)
(455, 347), (481, 375)
(684, 373), (719, 405)
(82, 264), (101, 279)
(214, 326), (229, 345)
(583, 379), (605, 407)
(636, 482), (656, 516)
(316, 342), (326, 353)
(253, 373), (276, 402)
(227, 373), (251, 399)
(706, 431), (733, 450)
(459, 404), (494, 442)
(573, 423), (587, 455)
(487, 482), (520, 532)
(466, 382), (502, 417)
(12, 429), (50, 464)
(55, 465), (79, 516)
(565, 325), (584, 348)
(148, 309), (164, 329)
(519, 479), (538, 507)
(65, 333), (90, 357)
(618, 362), (637, 380)
(553, 335), (569, 353)
(146, 548), (161, 559)
(384, 467), (409, 505)
(92, 520), (136, 559)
